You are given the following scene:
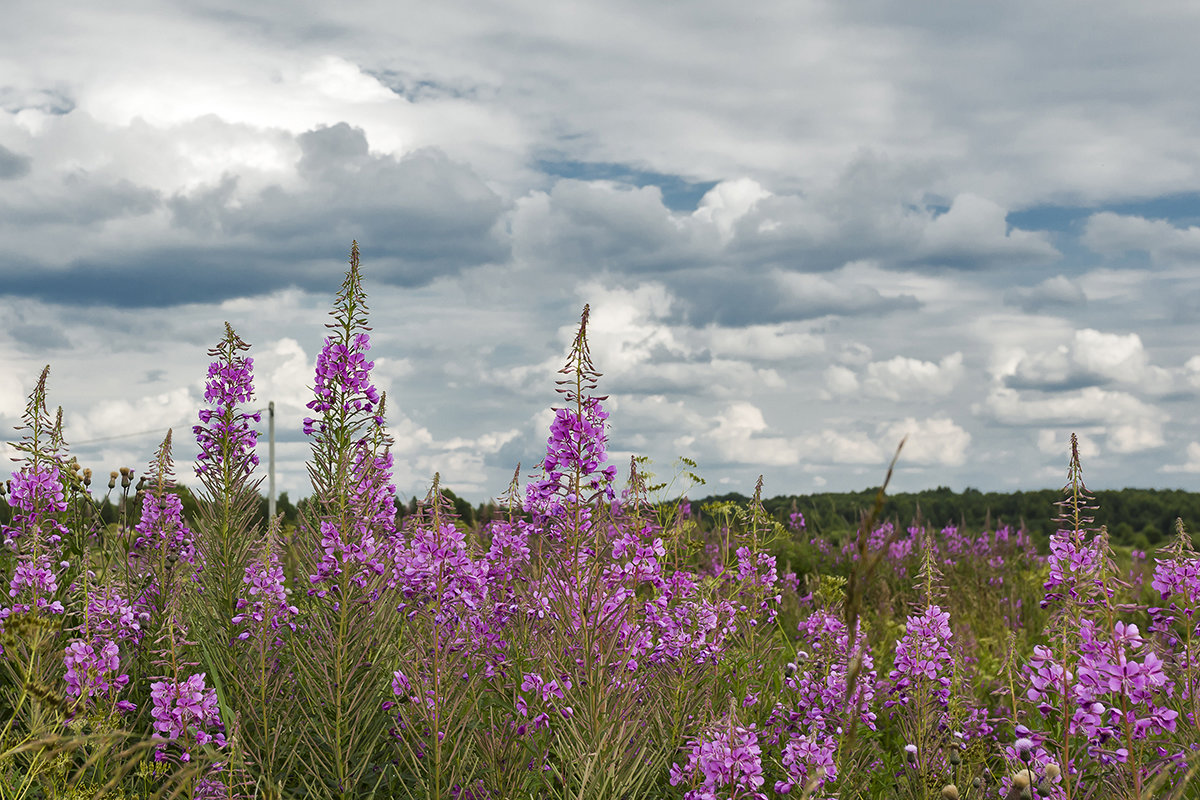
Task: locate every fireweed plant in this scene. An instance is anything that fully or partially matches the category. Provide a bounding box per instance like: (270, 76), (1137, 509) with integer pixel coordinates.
(4, 244), (1200, 799)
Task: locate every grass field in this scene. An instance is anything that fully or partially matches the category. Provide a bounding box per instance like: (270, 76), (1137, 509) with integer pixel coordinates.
(3, 245), (1199, 799)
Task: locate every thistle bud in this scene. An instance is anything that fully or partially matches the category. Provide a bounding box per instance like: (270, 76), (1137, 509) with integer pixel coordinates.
(948, 748), (961, 766)
(136, 476), (147, 492)
(120, 469), (132, 489)
(108, 471), (118, 490)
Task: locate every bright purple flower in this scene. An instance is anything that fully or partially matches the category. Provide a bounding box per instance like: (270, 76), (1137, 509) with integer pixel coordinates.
(525, 398), (618, 520)
(886, 605), (955, 709)
(149, 672), (227, 760)
(670, 723), (766, 799)
(63, 638), (133, 712)
(232, 545), (298, 647)
(194, 325), (261, 478)
(304, 331), (380, 436)
(130, 488), (196, 577)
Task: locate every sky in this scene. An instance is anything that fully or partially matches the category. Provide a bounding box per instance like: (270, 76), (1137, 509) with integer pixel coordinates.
(3, 0), (1200, 505)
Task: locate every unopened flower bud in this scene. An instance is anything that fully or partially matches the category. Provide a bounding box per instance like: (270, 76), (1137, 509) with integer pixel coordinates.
(167, 552), (178, 564)
(949, 749), (961, 766)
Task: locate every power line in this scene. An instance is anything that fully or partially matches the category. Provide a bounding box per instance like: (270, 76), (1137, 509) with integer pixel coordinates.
(69, 407), (272, 448)
(71, 427), (181, 446)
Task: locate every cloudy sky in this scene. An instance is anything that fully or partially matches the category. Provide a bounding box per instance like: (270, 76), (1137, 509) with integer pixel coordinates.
(3, 0), (1200, 504)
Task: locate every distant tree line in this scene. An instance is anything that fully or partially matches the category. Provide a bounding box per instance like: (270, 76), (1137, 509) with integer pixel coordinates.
(0, 482), (498, 534)
(689, 486), (1200, 549)
(4, 480), (1194, 551)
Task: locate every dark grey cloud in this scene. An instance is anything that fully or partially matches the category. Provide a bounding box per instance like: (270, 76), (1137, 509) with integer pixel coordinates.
(6, 321), (72, 350)
(514, 178), (716, 275)
(1, 245), (292, 308)
(667, 269), (921, 327)
(0, 172), (159, 226)
(0, 145), (31, 180)
(1003, 372), (1108, 392)
(171, 123), (510, 282)
(1, 124), (509, 307)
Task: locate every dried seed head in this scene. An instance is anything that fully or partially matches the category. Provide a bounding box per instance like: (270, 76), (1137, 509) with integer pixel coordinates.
(941, 785), (960, 800)
(108, 471), (118, 489)
(83, 468), (92, 487)
(1011, 769), (1035, 789)
(1042, 763), (1060, 780)
(119, 467), (131, 477)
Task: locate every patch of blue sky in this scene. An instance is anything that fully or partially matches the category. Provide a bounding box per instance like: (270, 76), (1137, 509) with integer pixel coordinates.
(1009, 191), (1200, 233)
(533, 159), (719, 213)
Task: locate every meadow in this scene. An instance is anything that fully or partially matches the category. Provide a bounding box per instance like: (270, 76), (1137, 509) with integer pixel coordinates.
(2, 243), (1198, 800)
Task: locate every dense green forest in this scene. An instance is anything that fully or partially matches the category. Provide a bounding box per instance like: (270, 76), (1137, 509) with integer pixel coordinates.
(695, 485), (1200, 549)
(2, 481), (1195, 550)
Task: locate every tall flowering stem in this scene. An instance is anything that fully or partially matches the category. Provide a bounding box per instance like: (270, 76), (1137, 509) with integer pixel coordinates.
(1150, 519), (1200, 734)
(129, 431), (196, 617)
(190, 322), (264, 657)
(137, 430), (228, 795)
(290, 242), (405, 800)
(187, 322), (266, 790)
(2, 368), (71, 631)
(0, 367), (74, 777)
